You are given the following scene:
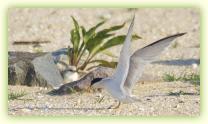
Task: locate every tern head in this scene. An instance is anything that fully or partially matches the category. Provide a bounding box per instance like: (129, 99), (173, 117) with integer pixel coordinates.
(90, 78), (104, 88)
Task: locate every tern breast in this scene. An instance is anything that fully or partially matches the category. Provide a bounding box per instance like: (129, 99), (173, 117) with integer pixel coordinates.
(103, 78), (127, 101)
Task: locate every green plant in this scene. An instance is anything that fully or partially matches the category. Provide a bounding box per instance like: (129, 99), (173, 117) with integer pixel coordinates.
(168, 90), (186, 96)
(181, 73), (200, 86)
(8, 91), (27, 100)
(163, 73), (177, 82)
(163, 73), (200, 85)
(68, 16), (141, 72)
(95, 96), (105, 103)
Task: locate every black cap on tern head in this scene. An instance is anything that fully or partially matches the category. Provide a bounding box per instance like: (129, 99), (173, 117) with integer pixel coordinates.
(91, 78), (103, 86)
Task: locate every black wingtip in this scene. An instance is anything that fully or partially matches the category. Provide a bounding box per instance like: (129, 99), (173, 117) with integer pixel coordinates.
(177, 32), (187, 36)
(169, 32), (187, 38)
(164, 32), (187, 40)
(142, 32), (187, 49)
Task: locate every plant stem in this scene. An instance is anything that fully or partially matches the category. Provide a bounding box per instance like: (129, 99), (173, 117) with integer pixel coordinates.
(76, 44), (86, 66)
(78, 52), (97, 71)
(77, 54), (91, 71)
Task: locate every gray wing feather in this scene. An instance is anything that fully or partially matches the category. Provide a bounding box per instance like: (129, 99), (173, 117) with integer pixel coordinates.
(124, 33), (186, 94)
(112, 15), (135, 87)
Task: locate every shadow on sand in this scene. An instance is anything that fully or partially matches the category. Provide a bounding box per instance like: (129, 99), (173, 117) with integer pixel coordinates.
(153, 59), (200, 66)
(143, 91), (199, 99)
(9, 106), (109, 111)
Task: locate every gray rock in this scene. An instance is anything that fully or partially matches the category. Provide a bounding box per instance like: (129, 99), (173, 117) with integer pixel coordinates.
(8, 60), (29, 85)
(32, 53), (63, 89)
(8, 52), (41, 86)
(8, 52), (64, 89)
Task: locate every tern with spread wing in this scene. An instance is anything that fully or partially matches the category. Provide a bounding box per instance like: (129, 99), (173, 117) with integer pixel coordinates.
(91, 15), (186, 109)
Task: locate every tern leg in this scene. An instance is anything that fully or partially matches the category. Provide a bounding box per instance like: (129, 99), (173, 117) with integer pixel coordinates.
(107, 101), (121, 109)
(126, 95), (142, 102)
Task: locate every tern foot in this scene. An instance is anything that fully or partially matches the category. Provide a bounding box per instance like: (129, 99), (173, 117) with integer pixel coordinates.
(107, 101), (121, 109)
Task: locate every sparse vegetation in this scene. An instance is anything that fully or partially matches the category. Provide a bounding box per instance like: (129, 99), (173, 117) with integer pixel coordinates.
(8, 91), (27, 100)
(163, 73), (200, 85)
(68, 16), (141, 72)
(168, 90), (186, 96)
(168, 90), (199, 96)
(95, 96), (105, 103)
(163, 73), (177, 82)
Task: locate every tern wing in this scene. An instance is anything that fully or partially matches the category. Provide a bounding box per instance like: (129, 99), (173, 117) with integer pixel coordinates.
(111, 15), (135, 87)
(124, 33), (186, 94)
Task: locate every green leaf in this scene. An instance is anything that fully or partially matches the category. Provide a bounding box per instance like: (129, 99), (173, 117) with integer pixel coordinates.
(71, 17), (80, 50)
(83, 20), (106, 43)
(80, 26), (86, 37)
(86, 33), (115, 53)
(102, 50), (118, 58)
(97, 23), (125, 34)
(87, 23), (125, 50)
(87, 59), (118, 70)
(132, 34), (142, 39)
(99, 34), (141, 52)
(71, 16), (79, 31)
(70, 29), (80, 52)
(70, 16), (81, 64)
(84, 23), (125, 54)
(83, 21), (125, 53)
(100, 35), (125, 51)
(77, 26), (87, 62)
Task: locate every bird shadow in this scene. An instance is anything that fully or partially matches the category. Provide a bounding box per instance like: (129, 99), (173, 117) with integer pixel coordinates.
(152, 59), (200, 66)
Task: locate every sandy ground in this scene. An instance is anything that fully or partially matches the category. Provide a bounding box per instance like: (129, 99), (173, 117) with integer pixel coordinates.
(8, 8), (200, 116)
(8, 81), (200, 116)
(8, 8), (200, 52)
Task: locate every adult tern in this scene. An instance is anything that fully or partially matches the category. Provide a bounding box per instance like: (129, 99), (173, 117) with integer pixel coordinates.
(91, 15), (186, 109)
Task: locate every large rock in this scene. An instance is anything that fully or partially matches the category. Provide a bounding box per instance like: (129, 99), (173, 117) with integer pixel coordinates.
(8, 52), (45, 86)
(8, 60), (29, 85)
(32, 53), (63, 88)
(8, 52), (64, 89)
